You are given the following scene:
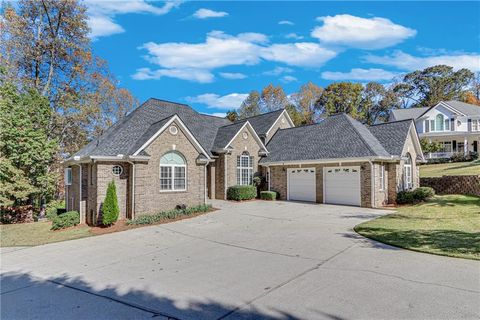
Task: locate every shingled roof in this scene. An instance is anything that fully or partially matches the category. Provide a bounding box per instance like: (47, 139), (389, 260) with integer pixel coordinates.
(73, 98), (232, 158)
(368, 120), (413, 156)
(261, 114), (391, 164)
(389, 100), (480, 121)
(234, 109), (286, 136)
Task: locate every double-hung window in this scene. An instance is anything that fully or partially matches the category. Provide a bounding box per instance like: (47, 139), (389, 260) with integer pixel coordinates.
(404, 153), (412, 190)
(64, 168), (72, 186)
(472, 119), (479, 132)
(160, 151), (186, 191)
(236, 152), (253, 185)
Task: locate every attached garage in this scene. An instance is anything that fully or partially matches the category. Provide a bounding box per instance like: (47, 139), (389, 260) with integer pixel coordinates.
(324, 166), (361, 206)
(287, 168), (316, 202)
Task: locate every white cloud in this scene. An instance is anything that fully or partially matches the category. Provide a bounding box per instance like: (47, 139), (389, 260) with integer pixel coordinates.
(263, 66), (294, 76)
(186, 93), (248, 110)
(278, 20), (294, 25)
(135, 31), (338, 82)
(261, 42), (338, 67)
(321, 68), (399, 81)
(280, 75), (298, 83)
(132, 67), (214, 83)
(205, 112), (227, 118)
(86, 0), (180, 38)
(219, 72), (247, 79)
(193, 8), (228, 19)
(364, 51), (480, 72)
(311, 14), (416, 49)
(285, 33), (304, 40)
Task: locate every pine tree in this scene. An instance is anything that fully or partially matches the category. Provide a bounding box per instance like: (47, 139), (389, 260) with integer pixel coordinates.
(102, 181), (119, 225)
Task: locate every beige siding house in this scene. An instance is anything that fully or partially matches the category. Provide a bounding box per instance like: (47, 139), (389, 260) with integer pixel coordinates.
(64, 98), (424, 225)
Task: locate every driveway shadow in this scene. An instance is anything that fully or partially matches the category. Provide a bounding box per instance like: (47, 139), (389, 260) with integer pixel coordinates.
(1, 272), (302, 320)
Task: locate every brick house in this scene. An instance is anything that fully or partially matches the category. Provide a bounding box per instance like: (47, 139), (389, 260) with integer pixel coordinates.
(64, 98), (424, 225)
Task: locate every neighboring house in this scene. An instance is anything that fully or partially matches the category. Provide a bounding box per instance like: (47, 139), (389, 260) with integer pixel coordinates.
(64, 98), (423, 225)
(389, 101), (480, 159)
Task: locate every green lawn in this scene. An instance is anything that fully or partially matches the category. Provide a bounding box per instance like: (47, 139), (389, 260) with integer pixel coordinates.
(420, 160), (480, 177)
(0, 221), (92, 247)
(355, 195), (480, 260)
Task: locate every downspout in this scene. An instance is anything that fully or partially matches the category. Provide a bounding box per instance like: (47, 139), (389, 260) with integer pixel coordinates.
(204, 163), (208, 204)
(126, 161), (135, 220)
(267, 166), (271, 191)
(224, 152), (228, 199)
(368, 160), (375, 208)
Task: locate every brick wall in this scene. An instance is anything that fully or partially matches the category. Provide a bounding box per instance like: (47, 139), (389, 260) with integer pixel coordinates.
(420, 175), (480, 196)
(135, 119), (205, 215)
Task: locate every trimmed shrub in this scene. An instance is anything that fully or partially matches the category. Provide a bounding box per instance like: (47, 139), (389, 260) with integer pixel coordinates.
(396, 191), (415, 205)
(51, 211), (80, 230)
(413, 187), (435, 201)
(46, 207), (58, 221)
(128, 204), (212, 225)
(226, 185), (257, 201)
(260, 191), (277, 200)
(102, 181), (119, 226)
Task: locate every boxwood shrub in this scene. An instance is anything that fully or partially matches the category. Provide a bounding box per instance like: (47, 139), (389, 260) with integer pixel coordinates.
(396, 187), (435, 205)
(51, 211), (80, 230)
(226, 185), (257, 201)
(260, 191), (277, 201)
(129, 204), (212, 225)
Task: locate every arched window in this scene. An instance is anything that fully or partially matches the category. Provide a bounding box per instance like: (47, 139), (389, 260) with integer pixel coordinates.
(237, 151), (253, 185)
(404, 153), (412, 190)
(160, 151), (186, 191)
(435, 114), (444, 131)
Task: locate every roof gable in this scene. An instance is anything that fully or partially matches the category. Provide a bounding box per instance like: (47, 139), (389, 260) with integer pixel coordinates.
(213, 121), (267, 152)
(368, 120), (412, 156)
(261, 114), (390, 164)
(235, 109), (288, 136)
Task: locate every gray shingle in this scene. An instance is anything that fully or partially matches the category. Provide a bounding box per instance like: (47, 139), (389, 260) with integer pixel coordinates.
(73, 98), (232, 158)
(236, 109), (284, 136)
(443, 101), (480, 116)
(368, 120), (412, 156)
(390, 107), (428, 121)
(261, 114), (390, 163)
(212, 122), (247, 150)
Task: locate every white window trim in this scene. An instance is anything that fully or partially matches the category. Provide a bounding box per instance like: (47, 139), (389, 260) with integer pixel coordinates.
(159, 152), (187, 192)
(112, 165), (123, 176)
(65, 168), (72, 186)
(379, 165), (385, 191)
(472, 119), (479, 132)
(236, 153), (253, 185)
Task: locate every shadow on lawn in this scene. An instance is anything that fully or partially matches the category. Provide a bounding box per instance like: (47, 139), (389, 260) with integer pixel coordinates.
(1, 272), (341, 320)
(355, 227), (480, 258)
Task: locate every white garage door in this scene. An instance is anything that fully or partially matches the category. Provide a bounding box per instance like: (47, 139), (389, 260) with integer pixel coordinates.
(288, 168), (316, 202)
(324, 166), (361, 206)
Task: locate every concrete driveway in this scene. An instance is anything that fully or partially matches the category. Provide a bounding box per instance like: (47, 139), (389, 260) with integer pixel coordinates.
(1, 200), (479, 320)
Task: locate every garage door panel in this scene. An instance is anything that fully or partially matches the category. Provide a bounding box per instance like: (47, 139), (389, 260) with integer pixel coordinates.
(288, 168), (316, 202)
(324, 166), (361, 206)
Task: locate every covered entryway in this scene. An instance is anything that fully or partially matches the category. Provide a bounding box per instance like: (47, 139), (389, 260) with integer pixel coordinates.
(287, 168), (316, 202)
(324, 166), (361, 206)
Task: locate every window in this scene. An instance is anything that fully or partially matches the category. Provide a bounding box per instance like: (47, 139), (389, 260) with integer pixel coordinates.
(444, 119), (450, 131)
(404, 153), (412, 190)
(440, 141), (452, 153)
(236, 151), (253, 185)
(64, 168), (72, 186)
(435, 114), (444, 131)
(112, 165), (123, 176)
(160, 151), (186, 191)
(379, 165), (385, 191)
(429, 120), (435, 132)
(472, 119), (479, 132)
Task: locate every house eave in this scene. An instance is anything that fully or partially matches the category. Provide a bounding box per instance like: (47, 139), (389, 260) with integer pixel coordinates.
(260, 156), (400, 166)
(63, 154), (151, 166)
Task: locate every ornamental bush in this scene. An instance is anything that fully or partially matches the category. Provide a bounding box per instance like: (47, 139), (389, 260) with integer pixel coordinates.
(413, 187), (435, 201)
(128, 204), (212, 225)
(260, 191), (277, 201)
(226, 185), (257, 201)
(102, 181), (119, 226)
(51, 211), (80, 230)
(396, 191), (415, 205)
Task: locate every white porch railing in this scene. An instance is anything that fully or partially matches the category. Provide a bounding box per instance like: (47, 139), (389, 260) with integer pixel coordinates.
(427, 151), (466, 159)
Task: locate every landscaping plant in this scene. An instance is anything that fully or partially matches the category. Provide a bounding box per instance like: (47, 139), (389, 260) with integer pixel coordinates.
(397, 187), (435, 204)
(102, 181), (119, 226)
(51, 211), (80, 230)
(129, 204), (212, 225)
(227, 185), (257, 201)
(260, 191), (277, 200)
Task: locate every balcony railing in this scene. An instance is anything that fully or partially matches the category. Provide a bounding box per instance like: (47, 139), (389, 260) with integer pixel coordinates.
(426, 151), (467, 159)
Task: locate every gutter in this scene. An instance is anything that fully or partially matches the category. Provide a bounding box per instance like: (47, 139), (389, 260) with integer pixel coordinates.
(260, 156), (399, 166)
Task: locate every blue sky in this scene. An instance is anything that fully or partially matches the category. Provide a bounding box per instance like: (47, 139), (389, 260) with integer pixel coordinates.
(87, 1), (480, 116)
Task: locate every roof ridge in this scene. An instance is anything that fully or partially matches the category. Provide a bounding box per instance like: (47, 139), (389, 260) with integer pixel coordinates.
(235, 109), (284, 122)
(344, 114), (388, 157)
(219, 120), (250, 129)
(147, 97), (191, 107)
(370, 119), (413, 126)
